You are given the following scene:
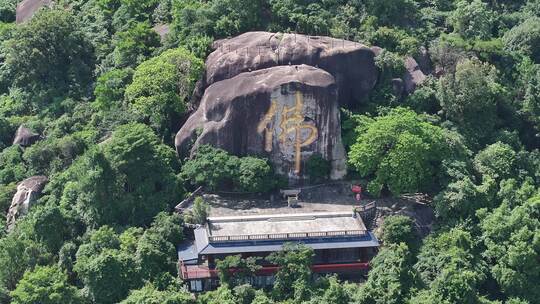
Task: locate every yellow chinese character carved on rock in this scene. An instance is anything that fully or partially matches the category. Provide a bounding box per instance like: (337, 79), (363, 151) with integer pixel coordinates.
(257, 92), (318, 174)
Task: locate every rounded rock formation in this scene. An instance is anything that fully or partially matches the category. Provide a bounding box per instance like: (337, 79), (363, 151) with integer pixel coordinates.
(13, 125), (40, 147)
(176, 64), (347, 181)
(6, 175), (48, 230)
(205, 31), (378, 108)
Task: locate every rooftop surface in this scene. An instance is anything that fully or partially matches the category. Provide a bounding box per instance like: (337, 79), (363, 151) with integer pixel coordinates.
(207, 211), (367, 238)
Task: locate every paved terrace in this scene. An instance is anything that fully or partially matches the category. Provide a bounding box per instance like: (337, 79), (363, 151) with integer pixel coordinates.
(207, 212), (367, 242)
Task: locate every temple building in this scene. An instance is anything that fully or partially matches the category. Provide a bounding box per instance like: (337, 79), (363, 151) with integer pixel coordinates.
(178, 210), (379, 292)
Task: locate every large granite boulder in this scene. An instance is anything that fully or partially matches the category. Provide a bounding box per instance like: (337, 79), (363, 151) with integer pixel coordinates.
(176, 65), (347, 181)
(6, 176), (48, 230)
(205, 31), (378, 108)
(403, 57), (427, 94)
(13, 125), (40, 147)
(16, 0), (52, 24)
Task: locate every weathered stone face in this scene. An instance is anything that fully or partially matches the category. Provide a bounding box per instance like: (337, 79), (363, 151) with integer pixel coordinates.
(176, 65), (346, 181)
(204, 31), (378, 108)
(13, 125), (40, 147)
(15, 0), (52, 24)
(6, 175), (48, 230)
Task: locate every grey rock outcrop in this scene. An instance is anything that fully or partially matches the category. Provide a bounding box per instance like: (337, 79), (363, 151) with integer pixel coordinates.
(205, 31), (378, 108)
(403, 57), (427, 94)
(6, 176), (48, 230)
(16, 0), (52, 24)
(13, 125), (40, 147)
(176, 65), (347, 181)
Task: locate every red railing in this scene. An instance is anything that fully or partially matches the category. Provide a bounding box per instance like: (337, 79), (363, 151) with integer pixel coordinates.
(180, 262), (370, 280)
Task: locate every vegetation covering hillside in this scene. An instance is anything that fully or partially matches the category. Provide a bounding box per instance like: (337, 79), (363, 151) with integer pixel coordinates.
(0, 0), (539, 303)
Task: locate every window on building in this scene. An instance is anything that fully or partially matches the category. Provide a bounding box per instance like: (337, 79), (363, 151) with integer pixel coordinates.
(190, 279), (203, 292)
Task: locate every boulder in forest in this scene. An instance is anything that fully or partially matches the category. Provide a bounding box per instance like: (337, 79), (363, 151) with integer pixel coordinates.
(12, 125), (40, 147)
(15, 0), (52, 24)
(403, 57), (427, 94)
(6, 175), (48, 230)
(176, 64), (347, 181)
(205, 31), (378, 108)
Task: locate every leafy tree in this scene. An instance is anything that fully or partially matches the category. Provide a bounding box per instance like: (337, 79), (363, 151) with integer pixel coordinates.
(353, 243), (415, 304)
(348, 108), (466, 196)
(0, 146), (26, 185)
(0, 0), (18, 23)
(181, 145), (239, 191)
(216, 255), (261, 287)
(269, 0), (332, 34)
(10, 265), (82, 304)
(365, 0), (418, 27)
(478, 193), (540, 302)
(266, 243), (314, 302)
(0, 227), (51, 292)
(2, 9), (95, 106)
(503, 17), (540, 63)
(433, 176), (495, 223)
(120, 283), (194, 304)
(125, 48), (203, 139)
(251, 290), (274, 304)
(136, 212), (183, 280)
(94, 68), (134, 110)
(74, 226), (142, 304)
(437, 58), (503, 145)
(474, 142), (517, 182)
(412, 228), (487, 304)
(381, 215), (417, 248)
(185, 196), (210, 225)
(449, 0), (494, 40)
(235, 156), (274, 192)
(53, 123), (180, 227)
(111, 22), (161, 68)
(196, 285), (238, 304)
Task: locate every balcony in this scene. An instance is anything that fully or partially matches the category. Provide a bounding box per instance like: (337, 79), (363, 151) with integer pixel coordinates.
(179, 261), (371, 280)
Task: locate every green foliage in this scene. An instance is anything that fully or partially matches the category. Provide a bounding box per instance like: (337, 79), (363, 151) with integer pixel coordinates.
(0, 146), (26, 185)
(381, 215), (417, 248)
(2, 9), (95, 107)
(412, 228), (487, 304)
(0, 0), (17, 23)
(474, 142), (517, 182)
(112, 22), (161, 68)
(10, 265), (82, 304)
(348, 108), (466, 196)
(353, 243), (415, 304)
(52, 123), (180, 227)
(135, 212), (183, 280)
(216, 255), (261, 287)
(94, 68), (134, 110)
(120, 283), (194, 304)
(365, 0), (418, 27)
(478, 193), (540, 302)
(437, 58), (503, 146)
(0, 227), (52, 292)
(305, 153), (330, 183)
(266, 243), (314, 302)
(449, 0), (494, 40)
(185, 196), (210, 224)
(503, 17), (540, 63)
(368, 26), (420, 55)
(433, 175), (495, 224)
(125, 48), (203, 139)
(181, 145), (275, 193)
(235, 156), (275, 192)
(181, 145), (239, 191)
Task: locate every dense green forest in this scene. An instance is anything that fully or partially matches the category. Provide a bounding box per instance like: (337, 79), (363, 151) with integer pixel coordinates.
(0, 0), (539, 303)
